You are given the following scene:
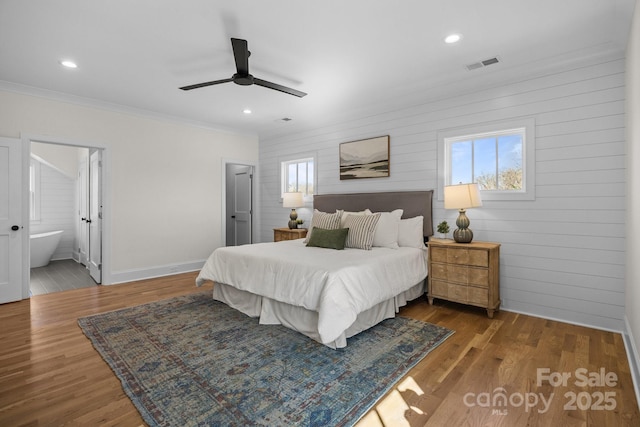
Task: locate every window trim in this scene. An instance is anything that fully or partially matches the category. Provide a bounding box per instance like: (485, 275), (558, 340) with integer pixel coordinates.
(279, 152), (317, 203)
(437, 118), (535, 201)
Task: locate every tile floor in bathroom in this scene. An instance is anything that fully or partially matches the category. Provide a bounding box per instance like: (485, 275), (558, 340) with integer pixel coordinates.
(30, 259), (98, 295)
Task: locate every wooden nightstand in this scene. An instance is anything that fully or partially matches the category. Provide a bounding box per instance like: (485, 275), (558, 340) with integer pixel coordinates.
(427, 238), (501, 318)
(274, 227), (308, 242)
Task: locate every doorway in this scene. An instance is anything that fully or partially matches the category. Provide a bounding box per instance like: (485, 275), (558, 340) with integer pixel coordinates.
(28, 140), (103, 295)
(225, 163), (253, 246)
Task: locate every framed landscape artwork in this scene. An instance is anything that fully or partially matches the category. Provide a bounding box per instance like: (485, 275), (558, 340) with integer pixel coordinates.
(339, 135), (390, 180)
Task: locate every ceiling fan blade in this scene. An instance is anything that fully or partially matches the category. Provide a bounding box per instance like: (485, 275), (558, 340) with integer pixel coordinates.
(231, 38), (250, 75)
(179, 78), (233, 91)
(180, 38), (307, 97)
(253, 78), (307, 98)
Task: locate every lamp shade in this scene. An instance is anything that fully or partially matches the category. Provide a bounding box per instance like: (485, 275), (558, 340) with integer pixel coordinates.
(444, 183), (483, 210)
(282, 192), (304, 208)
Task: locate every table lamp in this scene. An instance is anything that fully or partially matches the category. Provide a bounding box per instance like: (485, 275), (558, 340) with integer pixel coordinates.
(444, 183), (482, 243)
(282, 192), (304, 229)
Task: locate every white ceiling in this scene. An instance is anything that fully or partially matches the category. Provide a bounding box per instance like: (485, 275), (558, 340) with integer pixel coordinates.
(0, 0), (635, 138)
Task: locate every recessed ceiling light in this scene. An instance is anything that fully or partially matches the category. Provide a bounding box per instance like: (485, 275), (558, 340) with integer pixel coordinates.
(444, 34), (462, 44)
(243, 109), (252, 114)
(60, 60), (78, 69)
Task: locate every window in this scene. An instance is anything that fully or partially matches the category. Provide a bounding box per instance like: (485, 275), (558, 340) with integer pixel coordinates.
(438, 118), (535, 201)
(281, 155), (315, 199)
(29, 158), (41, 222)
(449, 129), (524, 190)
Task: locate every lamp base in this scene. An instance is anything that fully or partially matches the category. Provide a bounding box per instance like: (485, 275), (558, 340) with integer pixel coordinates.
(288, 209), (298, 229)
(453, 227), (473, 243)
(453, 209), (474, 243)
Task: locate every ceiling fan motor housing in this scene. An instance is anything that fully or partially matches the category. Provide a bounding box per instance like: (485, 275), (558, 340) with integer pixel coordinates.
(233, 73), (254, 86)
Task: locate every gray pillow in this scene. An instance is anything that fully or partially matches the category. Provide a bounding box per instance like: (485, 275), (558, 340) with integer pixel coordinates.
(306, 227), (349, 250)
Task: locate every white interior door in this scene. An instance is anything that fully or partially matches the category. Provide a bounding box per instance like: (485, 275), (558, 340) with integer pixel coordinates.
(78, 157), (88, 266)
(0, 137), (23, 304)
(88, 149), (102, 283)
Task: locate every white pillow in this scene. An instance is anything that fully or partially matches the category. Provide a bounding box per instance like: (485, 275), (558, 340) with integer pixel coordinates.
(304, 209), (343, 243)
(372, 209), (403, 249)
(398, 216), (425, 248)
(337, 209), (372, 227)
(344, 213), (381, 250)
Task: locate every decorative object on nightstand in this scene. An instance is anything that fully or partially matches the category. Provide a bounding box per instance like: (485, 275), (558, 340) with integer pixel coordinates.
(436, 221), (450, 239)
(444, 183), (482, 243)
(427, 238), (500, 318)
(274, 227), (308, 242)
(282, 192), (304, 229)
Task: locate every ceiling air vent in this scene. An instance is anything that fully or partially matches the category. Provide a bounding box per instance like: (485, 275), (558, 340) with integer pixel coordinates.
(276, 117), (293, 122)
(466, 57), (500, 71)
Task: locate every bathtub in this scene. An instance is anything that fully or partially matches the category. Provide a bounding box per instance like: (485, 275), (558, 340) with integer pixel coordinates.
(30, 230), (63, 268)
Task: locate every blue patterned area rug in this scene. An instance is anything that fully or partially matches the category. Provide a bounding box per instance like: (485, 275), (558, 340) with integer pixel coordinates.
(78, 292), (453, 427)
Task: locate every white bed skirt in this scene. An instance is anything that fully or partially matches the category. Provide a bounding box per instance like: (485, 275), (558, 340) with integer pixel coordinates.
(212, 280), (426, 349)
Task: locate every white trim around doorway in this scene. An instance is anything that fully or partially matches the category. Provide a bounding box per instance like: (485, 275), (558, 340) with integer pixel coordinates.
(20, 133), (112, 295)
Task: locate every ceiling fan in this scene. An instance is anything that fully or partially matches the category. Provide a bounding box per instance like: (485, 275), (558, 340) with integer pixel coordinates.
(179, 38), (307, 98)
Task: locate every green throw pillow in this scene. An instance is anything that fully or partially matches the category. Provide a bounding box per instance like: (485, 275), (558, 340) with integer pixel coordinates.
(306, 227), (349, 250)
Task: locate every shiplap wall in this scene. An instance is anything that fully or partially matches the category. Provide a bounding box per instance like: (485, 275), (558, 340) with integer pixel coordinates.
(259, 55), (626, 332)
(30, 161), (76, 261)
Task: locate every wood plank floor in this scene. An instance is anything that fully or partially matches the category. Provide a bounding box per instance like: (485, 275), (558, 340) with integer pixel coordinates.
(0, 273), (637, 426)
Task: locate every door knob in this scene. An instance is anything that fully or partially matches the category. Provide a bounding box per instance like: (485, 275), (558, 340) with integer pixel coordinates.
(11, 225), (20, 231)
(86, 219), (92, 223)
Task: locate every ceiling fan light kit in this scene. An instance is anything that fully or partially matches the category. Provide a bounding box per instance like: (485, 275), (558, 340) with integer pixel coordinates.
(180, 38), (307, 98)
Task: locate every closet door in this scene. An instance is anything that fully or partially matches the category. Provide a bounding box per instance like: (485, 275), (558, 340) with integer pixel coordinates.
(225, 164), (253, 246)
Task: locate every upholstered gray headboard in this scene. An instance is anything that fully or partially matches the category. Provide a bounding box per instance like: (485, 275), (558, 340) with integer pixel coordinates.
(313, 190), (434, 237)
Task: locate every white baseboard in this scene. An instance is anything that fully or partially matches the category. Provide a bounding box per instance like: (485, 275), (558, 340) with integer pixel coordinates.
(500, 306), (624, 334)
(623, 316), (640, 413)
(109, 260), (206, 285)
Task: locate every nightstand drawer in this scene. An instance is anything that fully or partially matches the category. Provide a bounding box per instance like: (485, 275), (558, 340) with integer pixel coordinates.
(431, 246), (489, 267)
(431, 280), (489, 305)
(274, 228), (308, 242)
(447, 249), (488, 267)
(431, 263), (489, 287)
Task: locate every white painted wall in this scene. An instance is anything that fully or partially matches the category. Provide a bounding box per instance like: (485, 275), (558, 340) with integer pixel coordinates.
(259, 53), (627, 332)
(0, 89), (259, 283)
(31, 141), (81, 178)
(625, 0), (640, 402)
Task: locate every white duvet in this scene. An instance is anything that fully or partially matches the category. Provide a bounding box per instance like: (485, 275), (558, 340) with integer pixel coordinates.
(196, 239), (428, 344)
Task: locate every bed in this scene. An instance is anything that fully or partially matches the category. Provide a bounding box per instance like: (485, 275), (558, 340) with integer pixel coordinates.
(196, 190), (434, 348)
